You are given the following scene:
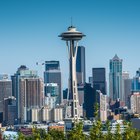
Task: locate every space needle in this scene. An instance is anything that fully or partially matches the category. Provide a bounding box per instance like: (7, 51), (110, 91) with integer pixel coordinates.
(59, 25), (85, 121)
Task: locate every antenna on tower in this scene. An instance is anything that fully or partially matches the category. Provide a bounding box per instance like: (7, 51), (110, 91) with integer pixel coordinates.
(71, 17), (73, 26)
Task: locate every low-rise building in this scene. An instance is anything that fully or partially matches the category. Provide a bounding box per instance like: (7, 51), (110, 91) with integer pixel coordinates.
(51, 107), (63, 122)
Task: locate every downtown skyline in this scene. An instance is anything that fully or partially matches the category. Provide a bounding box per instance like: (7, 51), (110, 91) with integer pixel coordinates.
(0, 0), (140, 89)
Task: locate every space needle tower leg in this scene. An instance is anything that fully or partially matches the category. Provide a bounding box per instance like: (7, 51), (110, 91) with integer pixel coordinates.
(68, 40), (79, 120)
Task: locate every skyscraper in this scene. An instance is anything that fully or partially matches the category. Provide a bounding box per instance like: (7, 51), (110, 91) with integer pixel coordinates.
(122, 71), (132, 106)
(96, 90), (107, 121)
(0, 74), (12, 123)
(3, 98), (16, 125)
(44, 61), (62, 104)
(84, 83), (96, 119)
(11, 65), (44, 123)
(132, 68), (140, 91)
(11, 65), (29, 99)
(109, 54), (123, 101)
(124, 79), (132, 107)
(44, 83), (59, 97)
(20, 77), (43, 123)
(92, 68), (106, 95)
(76, 46), (86, 85)
(44, 83), (59, 108)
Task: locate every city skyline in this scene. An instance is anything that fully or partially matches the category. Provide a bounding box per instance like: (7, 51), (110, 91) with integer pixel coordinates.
(0, 0), (140, 89)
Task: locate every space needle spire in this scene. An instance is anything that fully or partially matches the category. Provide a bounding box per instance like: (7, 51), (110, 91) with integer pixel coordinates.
(59, 25), (85, 120)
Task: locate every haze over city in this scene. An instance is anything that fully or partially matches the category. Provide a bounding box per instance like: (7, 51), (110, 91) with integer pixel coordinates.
(0, 0), (140, 90)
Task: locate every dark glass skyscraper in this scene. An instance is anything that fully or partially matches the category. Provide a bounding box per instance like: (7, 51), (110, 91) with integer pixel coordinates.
(45, 61), (60, 71)
(92, 68), (106, 95)
(132, 69), (140, 91)
(44, 61), (62, 104)
(109, 54), (123, 101)
(84, 83), (96, 119)
(76, 46), (85, 85)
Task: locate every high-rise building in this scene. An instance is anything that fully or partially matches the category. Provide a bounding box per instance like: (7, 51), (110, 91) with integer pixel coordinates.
(44, 83), (59, 108)
(124, 79), (132, 107)
(132, 68), (140, 91)
(44, 61), (62, 104)
(76, 46), (86, 85)
(78, 85), (85, 106)
(84, 83), (96, 119)
(11, 65), (29, 99)
(11, 65), (44, 123)
(19, 77), (43, 123)
(0, 74), (12, 123)
(44, 94), (57, 109)
(3, 98), (16, 125)
(109, 54), (123, 101)
(76, 46), (86, 116)
(122, 71), (132, 106)
(122, 71), (129, 79)
(44, 83), (59, 97)
(92, 68), (106, 95)
(130, 92), (140, 114)
(84, 84), (107, 120)
(96, 90), (107, 121)
(77, 85), (85, 118)
(63, 88), (68, 100)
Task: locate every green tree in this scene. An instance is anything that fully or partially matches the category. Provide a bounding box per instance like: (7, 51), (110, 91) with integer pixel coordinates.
(32, 127), (41, 140)
(90, 120), (103, 140)
(48, 129), (65, 140)
(103, 120), (113, 140)
(94, 103), (99, 120)
(123, 121), (131, 140)
(123, 122), (140, 140)
(18, 127), (54, 140)
(67, 122), (86, 140)
(17, 132), (25, 140)
(113, 123), (122, 140)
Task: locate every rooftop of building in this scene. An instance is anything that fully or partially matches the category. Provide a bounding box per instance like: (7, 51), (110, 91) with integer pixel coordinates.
(111, 54), (122, 61)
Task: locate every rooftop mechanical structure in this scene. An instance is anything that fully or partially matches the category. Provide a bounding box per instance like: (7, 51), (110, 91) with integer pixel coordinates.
(59, 26), (85, 121)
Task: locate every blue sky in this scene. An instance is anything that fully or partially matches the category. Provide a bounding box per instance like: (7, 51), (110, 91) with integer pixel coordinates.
(0, 0), (140, 90)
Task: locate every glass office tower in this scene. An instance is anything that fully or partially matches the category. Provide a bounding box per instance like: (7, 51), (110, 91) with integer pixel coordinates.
(92, 68), (106, 95)
(44, 61), (62, 104)
(76, 46), (85, 85)
(109, 54), (123, 101)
